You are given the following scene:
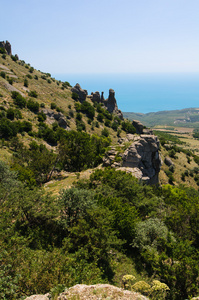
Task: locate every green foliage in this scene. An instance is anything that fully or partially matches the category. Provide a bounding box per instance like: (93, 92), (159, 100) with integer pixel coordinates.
(62, 81), (71, 88)
(58, 187), (96, 227)
(28, 90), (38, 98)
(0, 47), (6, 54)
(29, 67), (34, 73)
(27, 99), (39, 113)
(11, 91), (26, 108)
(6, 108), (15, 120)
(24, 78), (28, 87)
(80, 101), (95, 119)
(51, 102), (57, 109)
(121, 120), (136, 134)
(0, 71), (6, 78)
(37, 111), (46, 122)
(58, 131), (110, 172)
(11, 55), (17, 62)
(101, 127), (109, 137)
(72, 92), (79, 100)
(0, 118), (18, 139)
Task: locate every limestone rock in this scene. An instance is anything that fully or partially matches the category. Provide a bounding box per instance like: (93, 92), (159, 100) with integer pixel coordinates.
(57, 284), (149, 300)
(71, 83), (87, 102)
(91, 91), (101, 103)
(104, 88), (118, 113)
(90, 88), (123, 119)
(132, 120), (145, 134)
(25, 293), (51, 300)
(164, 156), (174, 167)
(103, 133), (162, 184)
(42, 109), (70, 129)
(0, 40), (12, 55)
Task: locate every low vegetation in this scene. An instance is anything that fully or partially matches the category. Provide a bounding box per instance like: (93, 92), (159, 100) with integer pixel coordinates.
(1, 50), (199, 300)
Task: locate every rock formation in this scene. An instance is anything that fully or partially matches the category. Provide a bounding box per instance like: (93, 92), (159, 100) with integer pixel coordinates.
(103, 134), (162, 184)
(90, 88), (123, 119)
(24, 284), (149, 300)
(0, 40), (12, 55)
(41, 108), (70, 130)
(71, 83), (88, 102)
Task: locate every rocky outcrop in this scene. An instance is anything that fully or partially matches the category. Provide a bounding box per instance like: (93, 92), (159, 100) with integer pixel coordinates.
(164, 156), (174, 167)
(71, 83), (88, 102)
(25, 284), (149, 300)
(104, 88), (118, 113)
(42, 108), (70, 129)
(0, 40), (12, 55)
(103, 134), (162, 184)
(25, 294), (51, 300)
(90, 88), (123, 119)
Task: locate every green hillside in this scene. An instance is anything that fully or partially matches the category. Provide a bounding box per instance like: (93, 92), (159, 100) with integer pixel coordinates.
(124, 108), (199, 128)
(1, 50), (199, 300)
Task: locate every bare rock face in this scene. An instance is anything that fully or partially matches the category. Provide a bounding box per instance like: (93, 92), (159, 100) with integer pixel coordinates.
(0, 40), (12, 55)
(42, 108), (70, 129)
(103, 134), (162, 184)
(104, 88), (118, 113)
(91, 91), (101, 103)
(71, 83), (88, 102)
(122, 135), (162, 184)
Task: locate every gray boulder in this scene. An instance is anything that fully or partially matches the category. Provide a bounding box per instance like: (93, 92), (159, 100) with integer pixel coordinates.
(164, 156), (174, 167)
(71, 83), (88, 102)
(103, 133), (162, 185)
(132, 120), (145, 134)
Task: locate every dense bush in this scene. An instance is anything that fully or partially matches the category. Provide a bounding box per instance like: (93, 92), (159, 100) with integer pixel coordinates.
(121, 120), (136, 134)
(11, 91), (26, 108)
(28, 90), (38, 98)
(27, 99), (39, 113)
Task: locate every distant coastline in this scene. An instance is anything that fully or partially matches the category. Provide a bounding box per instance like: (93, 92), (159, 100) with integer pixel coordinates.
(53, 73), (199, 114)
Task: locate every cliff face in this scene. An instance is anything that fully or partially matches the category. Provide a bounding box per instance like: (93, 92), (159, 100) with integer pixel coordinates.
(103, 134), (162, 185)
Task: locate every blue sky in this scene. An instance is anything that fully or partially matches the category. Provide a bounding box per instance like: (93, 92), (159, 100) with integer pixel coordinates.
(1, 0), (199, 74)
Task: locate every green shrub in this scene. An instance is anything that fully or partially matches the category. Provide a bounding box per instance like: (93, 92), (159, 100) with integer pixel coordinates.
(72, 92), (79, 100)
(11, 91), (26, 108)
(101, 128), (109, 137)
(11, 55), (17, 62)
(29, 67), (34, 73)
(0, 71), (6, 79)
(34, 75), (38, 80)
(24, 78), (28, 87)
(97, 113), (104, 122)
(6, 108), (15, 120)
(0, 47), (6, 54)
(27, 99), (39, 113)
(37, 112), (46, 122)
(51, 102), (56, 110)
(76, 112), (82, 121)
(28, 90), (38, 98)
(8, 78), (13, 85)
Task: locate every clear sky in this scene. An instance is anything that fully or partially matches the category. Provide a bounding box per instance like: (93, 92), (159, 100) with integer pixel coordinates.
(1, 0), (199, 74)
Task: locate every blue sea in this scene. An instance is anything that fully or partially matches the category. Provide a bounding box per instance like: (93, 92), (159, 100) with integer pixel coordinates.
(52, 73), (199, 113)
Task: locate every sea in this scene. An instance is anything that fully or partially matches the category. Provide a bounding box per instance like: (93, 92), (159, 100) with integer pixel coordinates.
(52, 73), (199, 114)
